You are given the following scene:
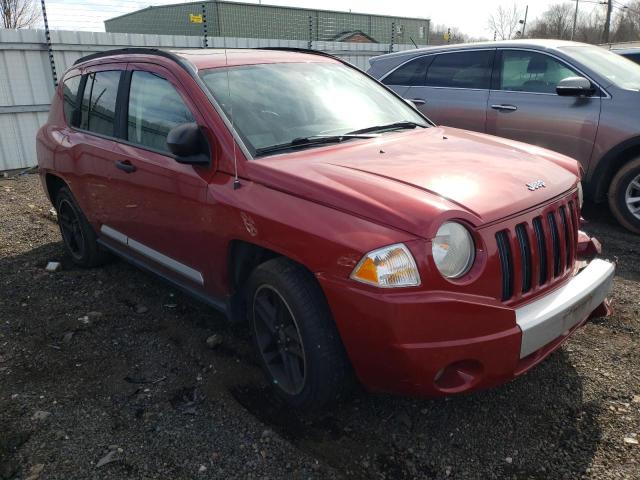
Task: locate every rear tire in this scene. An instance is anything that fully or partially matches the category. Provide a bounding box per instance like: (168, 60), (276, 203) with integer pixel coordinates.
(55, 187), (109, 267)
(245, 257), (352, 411)
(608, 158), (640, 234)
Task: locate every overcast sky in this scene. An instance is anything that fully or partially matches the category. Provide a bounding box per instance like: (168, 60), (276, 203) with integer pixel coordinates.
(45, 0), (601, 38)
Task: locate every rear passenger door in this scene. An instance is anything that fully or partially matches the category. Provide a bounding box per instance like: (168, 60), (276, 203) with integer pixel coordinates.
(401, 50), (494, 132)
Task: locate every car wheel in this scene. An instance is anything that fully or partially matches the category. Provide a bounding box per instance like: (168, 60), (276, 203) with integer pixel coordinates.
(609, 157), (640, 234)
(245, 257), (352, 410)
(55, 186), (109, 267)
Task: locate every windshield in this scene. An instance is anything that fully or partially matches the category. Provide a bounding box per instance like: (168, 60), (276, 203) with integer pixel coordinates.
(200, 62), (429, 156)
(561, 45), (640, 90)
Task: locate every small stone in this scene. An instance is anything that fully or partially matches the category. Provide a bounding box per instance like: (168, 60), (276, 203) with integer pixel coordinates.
(31, 410), (51, 421)
(49, 207), (57, 218)
(632, 395), (640, 403)
(198, 465), (207, 473)
(62, 331), (74, 343)
(45, 262), (61, 272)
(624, 437), (639, 445)
(135, 304), (148, 314)
(206, 334), (223, 349)
(505, 457), (513, 464)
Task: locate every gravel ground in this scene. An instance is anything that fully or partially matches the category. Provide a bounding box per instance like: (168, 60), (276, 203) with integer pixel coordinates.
(0, 173), (638, 480)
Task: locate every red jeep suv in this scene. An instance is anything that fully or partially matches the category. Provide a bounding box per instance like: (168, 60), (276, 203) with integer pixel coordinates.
(37, 48), (614, 410)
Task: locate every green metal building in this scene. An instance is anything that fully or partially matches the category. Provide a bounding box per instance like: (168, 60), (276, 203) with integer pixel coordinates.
(104, 1), (430, 44)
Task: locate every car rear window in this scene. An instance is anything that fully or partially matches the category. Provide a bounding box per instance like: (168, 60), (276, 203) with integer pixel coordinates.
(62, 75), (81, 126)
(80, 71), (121, 137)
(382, 56), (431, 86)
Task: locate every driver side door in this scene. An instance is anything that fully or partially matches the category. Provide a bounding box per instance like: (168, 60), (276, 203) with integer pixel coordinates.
(486, 49), (601, 167)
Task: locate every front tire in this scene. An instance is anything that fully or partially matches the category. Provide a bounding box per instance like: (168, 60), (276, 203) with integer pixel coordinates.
(245, 258), (352, 411)
(609, 157), (640, 234)
(55, 187), (109, 267)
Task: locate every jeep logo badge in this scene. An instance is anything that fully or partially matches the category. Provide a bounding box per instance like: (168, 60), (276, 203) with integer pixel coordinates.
(526, 180), (546, 191)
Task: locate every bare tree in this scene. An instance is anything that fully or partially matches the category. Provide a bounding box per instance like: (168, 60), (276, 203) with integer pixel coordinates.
(488, 4), (522, 40)
(612, 0), (640, 42)
(1, 0), (40, 29)
(527, 2), (574, 40)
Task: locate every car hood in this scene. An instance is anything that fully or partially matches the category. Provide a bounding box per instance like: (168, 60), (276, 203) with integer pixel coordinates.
(245, 126), (580, 239)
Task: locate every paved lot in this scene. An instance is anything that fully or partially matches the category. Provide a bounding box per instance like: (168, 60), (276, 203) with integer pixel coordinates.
(1, 173), (638, 480)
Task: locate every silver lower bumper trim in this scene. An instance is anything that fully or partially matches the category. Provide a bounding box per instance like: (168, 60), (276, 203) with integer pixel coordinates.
(515, 259), (615, 359)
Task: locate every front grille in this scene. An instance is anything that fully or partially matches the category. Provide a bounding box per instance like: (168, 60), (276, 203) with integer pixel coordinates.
(495, 200), (579, 302)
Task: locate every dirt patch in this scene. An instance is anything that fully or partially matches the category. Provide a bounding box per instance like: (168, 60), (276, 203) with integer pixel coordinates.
(1, 173), (639, 479)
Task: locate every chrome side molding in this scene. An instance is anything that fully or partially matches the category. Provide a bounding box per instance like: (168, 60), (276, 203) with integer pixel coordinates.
(99, 224), (204, 286)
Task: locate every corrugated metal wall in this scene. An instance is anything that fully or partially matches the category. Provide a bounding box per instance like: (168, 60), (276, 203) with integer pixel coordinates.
(105, 1), (431, 44)
(0, 28), (416, 171)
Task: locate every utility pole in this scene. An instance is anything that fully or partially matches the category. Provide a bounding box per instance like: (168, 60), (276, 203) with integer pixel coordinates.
(571, 0), (579, 40)
(521, 5), (528, 37)
(603, 0), (613, 43)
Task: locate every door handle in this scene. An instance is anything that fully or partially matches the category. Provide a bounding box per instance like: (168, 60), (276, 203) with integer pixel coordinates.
(491, 104), (518, 111)
(115, 160), (137, 173)
(409, 98), (426, 105)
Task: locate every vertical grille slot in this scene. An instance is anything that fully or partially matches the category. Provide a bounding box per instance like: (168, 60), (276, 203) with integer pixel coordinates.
(495, 230), (514, 301)
(547, 212), (561, 277)
(559, 206), (572, 269)
(515, 223), (532, 294)
(532, 217), (548, 285)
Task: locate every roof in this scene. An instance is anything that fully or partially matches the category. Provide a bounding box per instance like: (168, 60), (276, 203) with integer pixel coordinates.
(373, 39), (591, 61)
(73, 48), (338, 71)
(332, 30), (377, 43)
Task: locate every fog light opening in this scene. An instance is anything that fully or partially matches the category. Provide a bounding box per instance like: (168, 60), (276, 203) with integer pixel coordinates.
(433, 359), (483, 393)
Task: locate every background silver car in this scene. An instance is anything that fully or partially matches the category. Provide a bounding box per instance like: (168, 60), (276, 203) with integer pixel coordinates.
(369, 40), (640, 234)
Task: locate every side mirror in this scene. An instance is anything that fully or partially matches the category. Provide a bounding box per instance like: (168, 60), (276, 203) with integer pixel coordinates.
(167, 122), (211, 165)
(556, 76), (595, 97)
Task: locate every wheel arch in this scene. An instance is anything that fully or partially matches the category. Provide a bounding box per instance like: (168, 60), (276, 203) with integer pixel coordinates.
(589, 136), (640, 202)
(44, 173), (68, 204)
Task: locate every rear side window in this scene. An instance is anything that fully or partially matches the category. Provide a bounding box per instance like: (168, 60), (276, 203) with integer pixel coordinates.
(382, 56), (431, 86)
(62, 75), (81, 126)
(126, 71), (195, 153)
(425, 51), (493, 89)
(80, 71), (121, 136)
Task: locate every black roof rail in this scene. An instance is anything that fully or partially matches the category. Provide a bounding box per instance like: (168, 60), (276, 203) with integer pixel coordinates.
(259, 47), (339, 59)
(73, 47), (196, 74)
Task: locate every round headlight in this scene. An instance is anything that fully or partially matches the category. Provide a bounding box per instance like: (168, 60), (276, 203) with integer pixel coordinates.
(432, 222), (475, 279)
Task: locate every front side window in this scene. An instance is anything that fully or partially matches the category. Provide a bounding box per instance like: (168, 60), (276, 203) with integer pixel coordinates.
(382, 56), (431, 86)
(127, 71), (195, 153)
(425, 51), (493, 89)
(80, 71), (120, 136)
(200, 62), (428, 155)
(62, 75), (81, 126)
(499, 50), (577, 94)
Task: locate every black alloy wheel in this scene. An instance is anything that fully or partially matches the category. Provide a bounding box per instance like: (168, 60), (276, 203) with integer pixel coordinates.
(253, 285), (306, 395)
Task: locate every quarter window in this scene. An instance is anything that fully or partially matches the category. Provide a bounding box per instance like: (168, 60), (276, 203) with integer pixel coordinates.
(62, 75), (81, 126)
(499, 50), (578, 94)
(425, 51), (493, 89)
(80, 71), (120, 136)
(382, 56), (431, 86)
(127, 71), (195, 153)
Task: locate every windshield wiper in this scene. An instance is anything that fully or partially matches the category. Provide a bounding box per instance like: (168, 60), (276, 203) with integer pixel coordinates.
(346, 121), (426, 135)
(254, 134), (376, 157)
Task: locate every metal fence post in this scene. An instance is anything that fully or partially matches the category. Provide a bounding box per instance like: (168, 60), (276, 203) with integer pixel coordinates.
(389, 22), (395, 53)
(202, 3), (208, 48)
(40, 0), (58, 87)
(308, 15), (313, 49)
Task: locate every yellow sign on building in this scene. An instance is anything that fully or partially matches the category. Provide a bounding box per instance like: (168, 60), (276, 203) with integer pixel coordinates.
(189, 14), (203, 24)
